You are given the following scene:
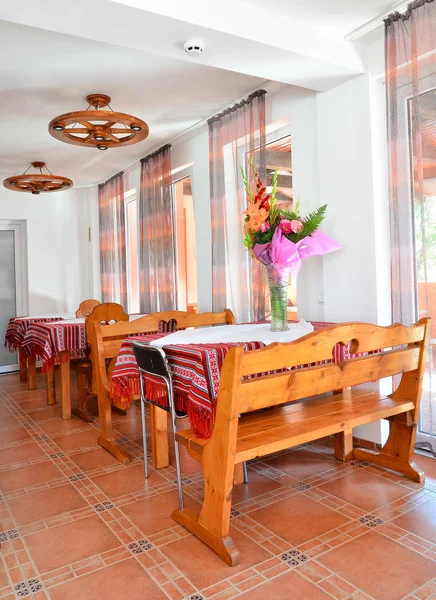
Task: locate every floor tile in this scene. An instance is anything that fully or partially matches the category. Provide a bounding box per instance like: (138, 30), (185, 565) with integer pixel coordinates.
(91, 464), (166, 499)
(394, 498), (436, 543)
(49, 558), (166, 599)
(266, 449), (338, 479)
(415, 454), (436, 485)
(238, 570), (332, 599)
(8, 484), (87, 525)
(161, 528), (271, 590)
(0, 460), (62, 492)
(319, 530), (436, 600)
(319, 470), (408, 511)
(25, 406), (61, 421)
(250, 494), (349, 546)
(39, 418), (91, 435)
(0, 416), (22, 431)
(0, 427), (31, 444)
(122, 490), (199, 536)
(231, 470), (285, 504)
(0, 441), (45, 467)
(25, 515), (120, 574)
(54, 430), (100, 452)
(69, 448), (120, 472)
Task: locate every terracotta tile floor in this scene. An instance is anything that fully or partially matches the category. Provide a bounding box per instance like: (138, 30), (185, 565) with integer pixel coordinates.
(0, 373), (436, 600)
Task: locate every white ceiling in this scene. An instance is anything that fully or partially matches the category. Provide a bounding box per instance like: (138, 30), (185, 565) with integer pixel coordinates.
(0, 20), (264, 187)
(241, 0), (398, 35)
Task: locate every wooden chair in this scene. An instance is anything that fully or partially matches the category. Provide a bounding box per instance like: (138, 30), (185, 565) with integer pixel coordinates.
(72, 303), (128, 422)
(75, 299), (101, 318)
(173, 319), (431, 566)
(87, 309), (236, 466)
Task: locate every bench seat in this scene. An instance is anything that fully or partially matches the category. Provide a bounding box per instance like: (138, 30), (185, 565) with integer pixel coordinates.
(176, 387), (415, 463)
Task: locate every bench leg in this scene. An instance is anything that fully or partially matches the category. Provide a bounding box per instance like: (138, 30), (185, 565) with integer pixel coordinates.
(335, 430), (354, 461)
(172, 445), (240, 567)
(72, 368), (93, 423)
(97, 389), (131, 465)
(353, 416), (424, 483)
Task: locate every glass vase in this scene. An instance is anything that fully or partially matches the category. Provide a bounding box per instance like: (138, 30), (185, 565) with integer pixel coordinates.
(266, 264), (289, 332)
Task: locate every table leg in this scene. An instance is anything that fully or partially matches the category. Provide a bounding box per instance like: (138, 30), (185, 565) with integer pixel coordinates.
(19, 350), (27, 382)
(150, 405), (169, 469)
(59, 351), (71, 420)
(46, 366), (56, 405)
(27, 356), (36, 390)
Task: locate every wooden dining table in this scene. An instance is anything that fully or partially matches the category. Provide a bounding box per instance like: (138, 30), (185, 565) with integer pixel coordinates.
(20, 314), (147, 419)
(4, 313), (75, 387)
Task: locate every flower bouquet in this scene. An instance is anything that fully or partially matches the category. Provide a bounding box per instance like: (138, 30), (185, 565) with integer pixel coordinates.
(241, 161), (341, 331)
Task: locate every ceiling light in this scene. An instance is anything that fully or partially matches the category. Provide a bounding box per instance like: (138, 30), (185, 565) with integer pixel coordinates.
(3, 161), (73, 194)
(48, 94), (149, 150)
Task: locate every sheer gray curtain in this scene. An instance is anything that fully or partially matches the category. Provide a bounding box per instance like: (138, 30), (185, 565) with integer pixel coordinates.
(139, 144), (177, 313)
(209, 90), (267, 323)
(98, 171), (127, 307)
(386, 0), (436, 455)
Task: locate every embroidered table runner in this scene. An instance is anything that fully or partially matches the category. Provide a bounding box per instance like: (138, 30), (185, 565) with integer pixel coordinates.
(4, 314), (75, 352)
(110, 321), (345, 438)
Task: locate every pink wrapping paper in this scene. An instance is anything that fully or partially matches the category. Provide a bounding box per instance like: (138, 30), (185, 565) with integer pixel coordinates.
(253, 228), (342, 274)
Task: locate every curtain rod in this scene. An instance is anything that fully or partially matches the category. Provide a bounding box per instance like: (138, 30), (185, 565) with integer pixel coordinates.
(92, 79), (273, 187)
(345, 1), (409, 40)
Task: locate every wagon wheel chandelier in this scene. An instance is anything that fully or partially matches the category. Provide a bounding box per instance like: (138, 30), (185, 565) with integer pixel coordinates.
(48, 94), (149, 151)
(3, 162), (73, 195)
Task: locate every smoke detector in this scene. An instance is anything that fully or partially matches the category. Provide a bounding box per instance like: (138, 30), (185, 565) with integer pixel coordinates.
(183, 39), (205, 57)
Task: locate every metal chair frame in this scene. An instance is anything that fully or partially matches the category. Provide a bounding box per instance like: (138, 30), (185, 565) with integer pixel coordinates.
(133, 342), (184, 509)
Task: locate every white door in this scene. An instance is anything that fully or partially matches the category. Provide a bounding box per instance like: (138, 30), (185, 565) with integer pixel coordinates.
(0, 221), (29, 373)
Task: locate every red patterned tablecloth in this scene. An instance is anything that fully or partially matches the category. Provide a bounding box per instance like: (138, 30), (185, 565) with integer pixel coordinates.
(110, 322), (347, 438)
(4, 315), (73, 353)
(20, 319), (87, 372)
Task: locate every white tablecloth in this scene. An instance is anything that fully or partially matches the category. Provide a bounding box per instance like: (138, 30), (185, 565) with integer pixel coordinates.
(150, 320), (314, 348)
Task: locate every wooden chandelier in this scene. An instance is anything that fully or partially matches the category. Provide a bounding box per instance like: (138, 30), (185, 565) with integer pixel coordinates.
(48, 94), (149, 150)
(3, 162), (73, 195)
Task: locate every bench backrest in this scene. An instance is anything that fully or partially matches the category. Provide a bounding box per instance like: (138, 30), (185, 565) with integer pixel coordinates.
(216, 319), (431, 427)
(89, 308), (236, 394)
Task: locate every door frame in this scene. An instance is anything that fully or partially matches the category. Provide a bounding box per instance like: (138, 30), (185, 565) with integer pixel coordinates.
(0, 219), (29, 373)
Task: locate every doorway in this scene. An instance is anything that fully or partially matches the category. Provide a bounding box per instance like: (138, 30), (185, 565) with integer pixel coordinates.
(0, 220), (29, 373)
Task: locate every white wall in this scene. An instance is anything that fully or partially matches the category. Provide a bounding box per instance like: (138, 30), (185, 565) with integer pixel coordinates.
(317, 67), (390, 443)
(267, 85), (324, 321)
(0, 186), (93, 314)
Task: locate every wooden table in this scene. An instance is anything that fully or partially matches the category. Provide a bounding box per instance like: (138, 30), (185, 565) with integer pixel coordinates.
(4, 314), (74, 387)
(21, 315), (147, 420)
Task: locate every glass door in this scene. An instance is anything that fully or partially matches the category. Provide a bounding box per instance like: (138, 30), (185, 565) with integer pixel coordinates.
(410, 89), (436, 450)
(0, 221), (28, 373)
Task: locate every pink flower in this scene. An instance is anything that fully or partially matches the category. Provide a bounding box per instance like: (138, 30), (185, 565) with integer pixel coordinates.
(291, 220), (303, 233)
(279, 219), (292, 234)
(260, 221), (270, 233)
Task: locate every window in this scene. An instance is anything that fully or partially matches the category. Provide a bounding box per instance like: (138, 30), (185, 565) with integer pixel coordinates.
(173, 176), (198, 312)
(263, 135), (296, 318)
(124, 188), (140, 313)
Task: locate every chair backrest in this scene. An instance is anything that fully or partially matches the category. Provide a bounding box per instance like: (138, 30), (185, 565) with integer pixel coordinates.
(85, 302), (129, 391)
(76, 299), (101, 318)
(89, 308), (236, 394)
(215, 319), (431, 428)
(133, 342), (169, 380)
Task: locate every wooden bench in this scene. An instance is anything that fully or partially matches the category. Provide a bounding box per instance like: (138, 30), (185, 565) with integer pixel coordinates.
(173, 319), (431, 566)
(87, 309), (236, 466)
